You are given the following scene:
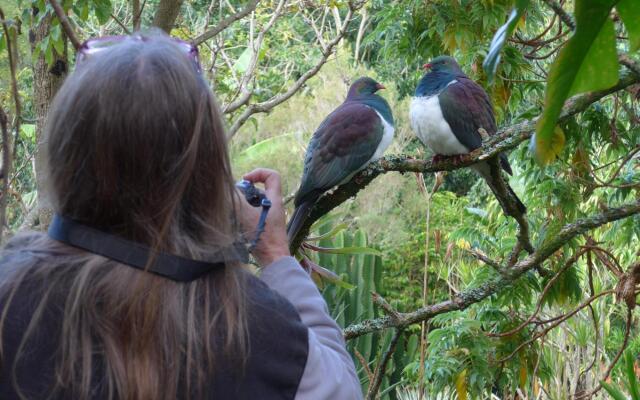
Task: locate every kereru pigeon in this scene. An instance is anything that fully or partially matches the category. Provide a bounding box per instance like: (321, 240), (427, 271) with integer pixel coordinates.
(409, 55), (525, 214)
(287, 77), (395, 243)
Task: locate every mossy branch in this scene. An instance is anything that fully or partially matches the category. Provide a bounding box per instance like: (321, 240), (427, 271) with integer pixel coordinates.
(343, 200), (640, 339)
(288, 68), (640, 252)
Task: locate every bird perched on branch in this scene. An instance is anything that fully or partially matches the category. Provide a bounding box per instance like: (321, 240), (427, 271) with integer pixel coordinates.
(409, 55), (525, 215)
(287, 77), (395, 244)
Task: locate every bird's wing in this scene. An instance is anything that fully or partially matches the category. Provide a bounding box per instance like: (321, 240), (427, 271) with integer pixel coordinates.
(438, 78), (497, 151)
(295, 102), (384, 206)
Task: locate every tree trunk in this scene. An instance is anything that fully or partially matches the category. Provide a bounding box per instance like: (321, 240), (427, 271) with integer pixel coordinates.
(354, 7), (367, 64)
(132, 0), (141, 31)
(28, 9), (68, 230)
(152, 0), (184, 33)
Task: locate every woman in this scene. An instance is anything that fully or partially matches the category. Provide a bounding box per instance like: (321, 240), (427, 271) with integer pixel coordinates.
(0, 33), (360, 399)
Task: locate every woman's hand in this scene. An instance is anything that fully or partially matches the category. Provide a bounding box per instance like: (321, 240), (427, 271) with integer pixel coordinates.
(239, 168), (290, 267)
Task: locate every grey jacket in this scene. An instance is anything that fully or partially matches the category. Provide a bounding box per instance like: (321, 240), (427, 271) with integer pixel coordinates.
(261, 257), (362, 399)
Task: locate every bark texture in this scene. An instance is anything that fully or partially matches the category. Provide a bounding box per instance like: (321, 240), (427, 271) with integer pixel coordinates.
(152, 0), (184, 33)
(29, 10), (68, 229)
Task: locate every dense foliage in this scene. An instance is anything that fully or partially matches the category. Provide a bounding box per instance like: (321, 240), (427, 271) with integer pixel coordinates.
(1, 0), (639, 398)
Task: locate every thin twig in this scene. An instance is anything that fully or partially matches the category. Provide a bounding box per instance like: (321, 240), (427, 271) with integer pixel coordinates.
(372, 292), (401, 324)
(497, 290), (614, 363)
(354, 349), (374, 383)
(486, 248), (587, 338)
(416, 172), (437, 400)
(366, 328), (403, 400)
(193, 0), (260, 45)
(468, 249), (504, 274)
(577, 250), (599, 383)
(584, 244), (624, 277)
(0, 107), (10, 243)
(575, 307), (633, 400)
(344, 201), (640, 339)
(620, 54), (640, 76)
(226, 3), (364, 137)
(223, 0), (287, 114)
(541, 0), (575, 30)
(48, 0), (82, 50)
(111, 13), (131, 34)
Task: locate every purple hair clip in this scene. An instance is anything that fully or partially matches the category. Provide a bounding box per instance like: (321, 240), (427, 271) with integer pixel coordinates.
(77, 34), (202, 73)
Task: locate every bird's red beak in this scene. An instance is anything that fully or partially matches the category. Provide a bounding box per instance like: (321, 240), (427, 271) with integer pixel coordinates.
(376, 83), (386, 90)
(423, 63), (432, 70)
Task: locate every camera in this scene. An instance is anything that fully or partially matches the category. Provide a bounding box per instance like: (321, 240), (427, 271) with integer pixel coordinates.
(236, 180), (269, 207)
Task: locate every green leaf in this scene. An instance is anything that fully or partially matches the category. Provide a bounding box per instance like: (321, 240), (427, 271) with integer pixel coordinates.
(0, 32), (5, 53)
(530, 126), (566, 164)
(313, 263), (356, 289)
(483, 0), (529, 83)
(233, 47), (252, 74)
(45, 41), (54, 66)
(618, 0), (640, 52)
(532, 0), (619, 165)
(50, 24), (61, 42)
(306, 223), (348, 241)
(569, 18), (618, 96)
(94, 0), (112, 24)
(601, 381), (629, 400)
(20, 124), (36, 142)
(625, 350), (640, 400)
(53, 38), (64, 55)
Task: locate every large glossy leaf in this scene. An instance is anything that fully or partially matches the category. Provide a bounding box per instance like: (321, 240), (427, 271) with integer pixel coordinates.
(617, 0), (640, 52)
(569, 18), (618, 96)
(532, 0), (619, 165)
(483, 0), (529, 83)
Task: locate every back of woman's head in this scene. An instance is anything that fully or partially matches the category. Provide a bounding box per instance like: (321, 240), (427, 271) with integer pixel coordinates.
(0, 32), (247, 400)
(46, 33), (237, 251)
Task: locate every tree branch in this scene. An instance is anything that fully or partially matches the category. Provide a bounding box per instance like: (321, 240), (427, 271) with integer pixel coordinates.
(487, 248), (588, 338)
(48, 0), (82, 50)
(0, 107), (10, 244)
(344, 200), (640, 339)
(223, 0), (288, 114)
(365, 328), (403, 400)
(193, 0), (260, 45)
(541, 0), (575, 31)
(497, 289), (614, 363)
(226, 3), (363, 137)
(288, 68), (640, 251)
(111, 13), (131, 34)
(0, 7), (20, 244)
(619, 54), (640, 77)
(467, 249), (504, 274)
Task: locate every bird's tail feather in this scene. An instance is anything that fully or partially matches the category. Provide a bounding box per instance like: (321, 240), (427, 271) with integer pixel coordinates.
(499, 153), (513, 176)
(473, 161), (526, 216)
(287, 200), (314, 246)
(506, 183), (526, 215)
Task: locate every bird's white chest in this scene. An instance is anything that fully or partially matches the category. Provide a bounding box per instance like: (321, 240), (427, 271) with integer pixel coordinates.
(409, 95), (469, 155)
(369, 111), (395, 162)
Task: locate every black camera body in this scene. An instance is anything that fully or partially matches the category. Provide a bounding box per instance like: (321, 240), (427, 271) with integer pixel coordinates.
(236, 180), (268, 207)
